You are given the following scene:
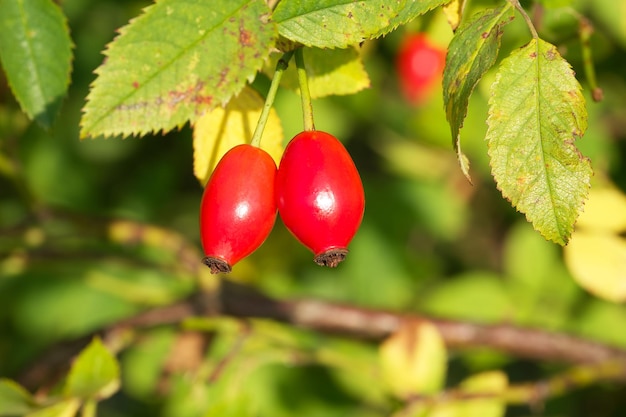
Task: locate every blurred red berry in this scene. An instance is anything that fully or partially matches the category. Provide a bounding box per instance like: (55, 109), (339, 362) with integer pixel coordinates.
(396, 33), (446, 104)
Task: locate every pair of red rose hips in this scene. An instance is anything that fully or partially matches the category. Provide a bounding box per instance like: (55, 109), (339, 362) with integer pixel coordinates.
(199, 130), (365, 273)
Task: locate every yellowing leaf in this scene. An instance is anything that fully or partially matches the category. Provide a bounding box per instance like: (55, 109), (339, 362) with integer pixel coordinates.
(268, 47), (370, 98)
(443, 0), (467, 32)
(25, 399), (80, 417)
(379, 321), (447, 398)
(564, 232), (626, 302)
(0, 379), (36, 415)
(397, 371), (507, 417)
(456, 371), (507, 417)
(193, 86), (284, 185)
(576, 187), (626, 233)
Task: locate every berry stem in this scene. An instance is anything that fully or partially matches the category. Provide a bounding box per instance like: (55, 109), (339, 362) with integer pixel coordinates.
(295, 48), (315, 132)
(250, 50), (294, 147)
(509, 0), (538, 39)
(577, 14), (603, 102)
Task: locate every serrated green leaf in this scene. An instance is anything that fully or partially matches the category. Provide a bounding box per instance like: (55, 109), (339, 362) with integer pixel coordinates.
(272, 0), (448, 49)
(0, 0), (72, 128)
(80, 0), (276, 138)
(444, 3), (515, 181)
(267, 47), (370, 98)
(486, 38), (591, 245)
(64, 337), (120, 401)
(193, 85), (284, 185)
(24, 399), (80, 417)
(0, 379), (37, 416)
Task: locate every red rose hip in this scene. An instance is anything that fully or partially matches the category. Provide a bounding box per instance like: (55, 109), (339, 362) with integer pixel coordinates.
(276, 130), (365, 267)
(200, 144), (277, 273)
(396, 33), (446, 104)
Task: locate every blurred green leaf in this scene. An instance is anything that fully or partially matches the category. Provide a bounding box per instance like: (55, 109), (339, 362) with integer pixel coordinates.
(0, 379), (36, 416)
(420, 271), (514, 323)
(443, 3), (514, 180)
(0, 0), (73, 127)
(64, 337), (120, 401)
(272, 0), (448, 49)
(587, 0), (626, 47)
(486, 38), (591, 245)
(576, 300), (626, 348)
(269, 47), (370, 98)
(10, 267), (138, 340)
(24, 399), (80, 417)
(503, 222), (580, 328)
(121, 328), (176, 399)
(80, 0), (276, 138)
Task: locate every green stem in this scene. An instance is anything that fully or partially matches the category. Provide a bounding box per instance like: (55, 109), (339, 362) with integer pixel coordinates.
(578, 15), (603, 102)
(295, 48), (315, 132)
(250, 50), (294, 147)
(510, 0), (539, 39)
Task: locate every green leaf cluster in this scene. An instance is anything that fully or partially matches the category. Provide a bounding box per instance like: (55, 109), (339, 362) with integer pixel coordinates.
(0, 338), (119, 417)
(444, 3), (592, 244)
(77, 0), (448, 138)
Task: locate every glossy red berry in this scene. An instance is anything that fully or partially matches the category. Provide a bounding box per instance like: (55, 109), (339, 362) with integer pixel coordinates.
(199, 144), (277, 273)
(276, 130), (365, 267)
(396, 33), (446, 104)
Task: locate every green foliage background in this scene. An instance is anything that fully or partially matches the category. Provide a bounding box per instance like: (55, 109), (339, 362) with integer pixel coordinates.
(1, 0), (626, 416)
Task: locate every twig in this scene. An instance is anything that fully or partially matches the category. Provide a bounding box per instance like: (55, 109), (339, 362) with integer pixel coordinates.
(16, 281), (626, 395)
(397, 360), (626, 415)
(219, 280), (626, 364)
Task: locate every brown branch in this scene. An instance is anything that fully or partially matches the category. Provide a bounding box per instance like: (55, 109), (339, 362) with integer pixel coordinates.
(17, 280), (626, 392)
(219, 280), (626, 364)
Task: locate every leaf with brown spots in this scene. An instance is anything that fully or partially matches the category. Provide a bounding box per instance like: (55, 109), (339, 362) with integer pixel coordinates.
(80, 0), (276, 138)
(486, 38), (592, 245)
(443, 3), (515, 182)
